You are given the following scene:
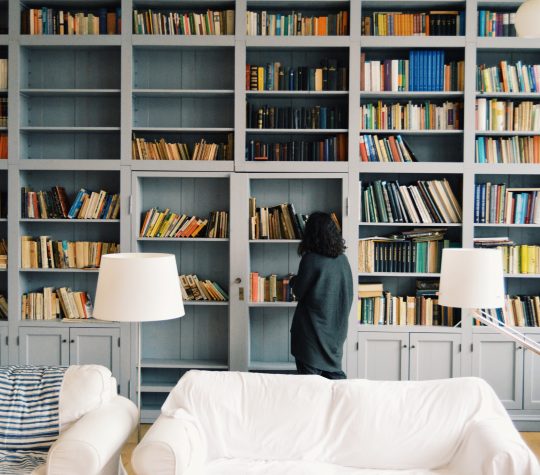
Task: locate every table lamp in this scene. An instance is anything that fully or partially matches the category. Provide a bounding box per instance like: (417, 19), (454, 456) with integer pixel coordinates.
(93, 253), (185, 417)
(438, 248), (540, 355)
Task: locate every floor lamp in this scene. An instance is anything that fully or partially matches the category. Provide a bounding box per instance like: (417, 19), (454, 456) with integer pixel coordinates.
(438, 248), (540, 356)
(93, 253), (185, 428)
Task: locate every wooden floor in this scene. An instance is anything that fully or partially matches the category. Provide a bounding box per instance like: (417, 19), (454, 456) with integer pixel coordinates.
(121, 428), (540, 474)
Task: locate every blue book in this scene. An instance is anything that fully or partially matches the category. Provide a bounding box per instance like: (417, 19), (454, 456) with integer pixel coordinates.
(479, 11), (486, 37)
(409, 50), (415, 91)
(480, 183), (486, 223)
(99, 8), (107, 34)
(439, 50), (445, 91)
(266, 63), (273, 90)
(420, 51), (426, 91)
(474, 184), (479, 222)
(276, 14), (281, 36)
(67, 189), (88, 219)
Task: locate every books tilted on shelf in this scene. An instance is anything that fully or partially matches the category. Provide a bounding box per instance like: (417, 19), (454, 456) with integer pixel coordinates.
(246, 60), (348, 92)
(0, 295), (7, 319)
(476, 135), (540, 164)
(361, 51), (464, 92)
(361, 101), (462, 131)
(21, 7), (121, 35)
(474, 183), (540, 224)
(0, 59), (6, 89)
(477, 61), (540, 94)
(139, 208), (228, 239)
(249, 198), (305, 240)
(0, 134), (6, 160)
(246, 104), (346, 129)
(22, 287), (93, 320)
(360, 134), (417, 162)
(476, 99), (540, 132)
(358, 228), (456, 273)
(246, 10), (349, 36)
(133, 9), (235, 35)
(478, 10), (516, 37)
(495, 295), (540, 327)
(179, 274), (228, 302)
(250, 272), (295, 303)
(246, 135), (347, 162)
(132, 134), (233, 161)
(0, 97), (6, 128)
(474, 237), (540, 274)
(361, 179), (462, 224)
(21, 187), (119, 220)
(357, 280), (456, 326)
(362, 11), (465, 36)
(20, 236), (118, 270)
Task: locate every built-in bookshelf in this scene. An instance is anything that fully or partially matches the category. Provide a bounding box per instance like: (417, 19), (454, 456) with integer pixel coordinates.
(2, 0), (540, 426)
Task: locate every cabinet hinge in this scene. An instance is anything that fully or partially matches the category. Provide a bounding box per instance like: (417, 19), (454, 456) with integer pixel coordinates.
(354, 341), (359, 351)
(117, 337), (121, 348)
(458, 343), (461, 353)
(345, 197), (349, 217)
(5, 336), (8, 346)
(470, 343), (474, 352)
(16, 336), (19, 346)
(128, 195), (133, 215)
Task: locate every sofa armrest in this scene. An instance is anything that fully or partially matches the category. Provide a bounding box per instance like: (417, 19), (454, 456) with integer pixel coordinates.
(132, 413), (207, 475)
(46, 396), (138, 475)
(448, 418), (540, 475)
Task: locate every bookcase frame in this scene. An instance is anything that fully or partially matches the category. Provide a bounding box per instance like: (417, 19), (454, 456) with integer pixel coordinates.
(2, 0), (540, 428)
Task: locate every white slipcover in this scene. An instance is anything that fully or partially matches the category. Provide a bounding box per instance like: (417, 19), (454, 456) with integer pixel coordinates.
(132, 371), (540, 475)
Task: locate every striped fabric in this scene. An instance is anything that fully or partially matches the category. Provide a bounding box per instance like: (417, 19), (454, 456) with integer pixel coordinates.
(0, 366), (67, 474)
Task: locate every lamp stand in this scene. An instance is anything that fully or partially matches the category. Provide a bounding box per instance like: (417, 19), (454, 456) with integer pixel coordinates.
(137, 321), (142, 441)
(472, 309), (540, 355)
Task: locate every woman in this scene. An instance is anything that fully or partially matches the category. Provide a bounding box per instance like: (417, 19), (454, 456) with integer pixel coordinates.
(290, 212), (353, 379)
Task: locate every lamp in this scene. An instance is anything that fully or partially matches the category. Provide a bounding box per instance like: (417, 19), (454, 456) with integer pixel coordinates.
(93, 253), (185, 420)
(515, 0), (540, 38)
(439, 248), (540, 355)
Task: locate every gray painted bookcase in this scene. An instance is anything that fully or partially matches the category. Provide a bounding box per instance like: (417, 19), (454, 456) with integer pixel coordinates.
(1, 0), (540, 428)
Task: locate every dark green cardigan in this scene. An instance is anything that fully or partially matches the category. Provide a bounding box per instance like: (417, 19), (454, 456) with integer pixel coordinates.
(290, 252), (353, 373)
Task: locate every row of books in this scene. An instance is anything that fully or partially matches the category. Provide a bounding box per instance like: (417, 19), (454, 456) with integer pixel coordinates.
(21, 187), (120, 220)
(477, 61), (540, 94)
(133, 9), (234, 35)
(476, 99), (540, 132)
(360, 101), (462, 131)
(246, 11), (349, 36)
(474, 237), (540, 275)
(500, 295), (540, 327)
(250, 272), (295, 303)
(20, 237), (118, 270)
(0, 97), (6, 128)
(475, 136), (540, 164)
(357, 282), (457, 326)
(359, 134), (417, 163)
(358, 229), (454, 273)
(246, 61), (348, 92)
(179, 274), (228, 302)
(0, 295), (7, 319)
(250, 199), (302, 240)
(0, 134), (5, 160)
(474, 183), (540, 224)
(246, 135), (347, 162)
(246, 105), (346, 130)
(362, 11), (465, 37)
(22, 287), (92, 320)
(132, 135), (233, 161)
(478, 10), (516, 37)
(361, 52), (464, 92)
(361, 179), (462, 224)
(0, 239), (6, 269)
(0, 59), (6, 89)
(22, 7), (121, 35)
(139, 208), (228, 239)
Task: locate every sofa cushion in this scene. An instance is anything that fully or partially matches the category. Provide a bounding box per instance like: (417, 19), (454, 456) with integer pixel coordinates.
(59, 365), (116, 431)
(205, 459), (446, 475)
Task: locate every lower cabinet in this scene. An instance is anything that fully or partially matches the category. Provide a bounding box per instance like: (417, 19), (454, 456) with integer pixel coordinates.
(357, 331), (461, 381)
(19, 327), (121, 381)
(473, 333), (540, 410)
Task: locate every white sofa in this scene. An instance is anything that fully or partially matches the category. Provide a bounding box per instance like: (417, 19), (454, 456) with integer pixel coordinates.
(33, 365), (138, 475)
(132, 370), (539, 475)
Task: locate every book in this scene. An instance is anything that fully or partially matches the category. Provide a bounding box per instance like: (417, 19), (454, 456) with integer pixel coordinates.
(477, 61), (540, 93)
(475, 98), (540, 132)
(246, 10), (349, 36)
(362, 11), (464, 36)
(476, 135), (540, 164)
(133, 9), (235, 35)
(139, 208), (228, 238)
(22, 287), (92, 320)
(246, 104), (346, 130)
(250, 272), (295, 302)
(0, 59), (7, 89)
(360, 134), (417, 162)
(179, 274), (228, 302)
(478, 10), (516, 37)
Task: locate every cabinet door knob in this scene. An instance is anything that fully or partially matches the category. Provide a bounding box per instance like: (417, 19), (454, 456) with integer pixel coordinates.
(402, 344), (408, 348)
(411, 345), (416, 349)
(70, 339), (75, 344)
(61, 339), (67, 343)
(234, 277), (242, 284)
(517, 346), (523, 350)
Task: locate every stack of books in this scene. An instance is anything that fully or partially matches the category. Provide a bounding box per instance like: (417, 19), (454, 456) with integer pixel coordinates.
(133, 9), (235, 35)
(22, 287), (92, 320)
(476, 99), (540, 132)
(477, 61), (540, 93)
(246, 10), (349, 36)
(132, 135), (233, 161)
(361, 179), (462, 224)
(362, 11), (465, 36)
(250, 272), (295, 302)
(179, 275), (228, 302)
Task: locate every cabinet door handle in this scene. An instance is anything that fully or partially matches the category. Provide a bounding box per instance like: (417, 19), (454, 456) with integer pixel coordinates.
(61, 339), (67, 343)
(402, 344), (408, 348)
(411, 345), (416, 349)
(234, 277), (242, 284)
(517, 346), (523, 350)
(70, 339), (75, 344)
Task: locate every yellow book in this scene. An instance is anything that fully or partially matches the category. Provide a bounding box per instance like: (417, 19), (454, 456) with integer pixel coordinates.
(149, 209), (169, 237)
(529, 245), (537, 274)
(520, 244), (529, 274)
(257, 66), (264, 91)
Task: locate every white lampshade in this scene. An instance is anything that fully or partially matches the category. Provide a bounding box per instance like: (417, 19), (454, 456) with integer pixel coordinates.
(438, 248), (505, 309)
(515, 0), (540, 38)
(93, 253), (184, 322)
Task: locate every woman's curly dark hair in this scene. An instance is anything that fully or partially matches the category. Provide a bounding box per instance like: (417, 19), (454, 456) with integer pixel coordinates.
(298, 212), (346, 258)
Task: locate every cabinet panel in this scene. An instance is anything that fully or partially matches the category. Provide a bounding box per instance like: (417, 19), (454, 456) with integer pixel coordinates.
(472, 334), (523, 410)
(19, 327), (69, 366)
(69, 328), (121, 381)
(0, 326), (7, 365)
(524, 335), (540, 410)
(358, 332), (409, 381)
(410, 333), (461, 381)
